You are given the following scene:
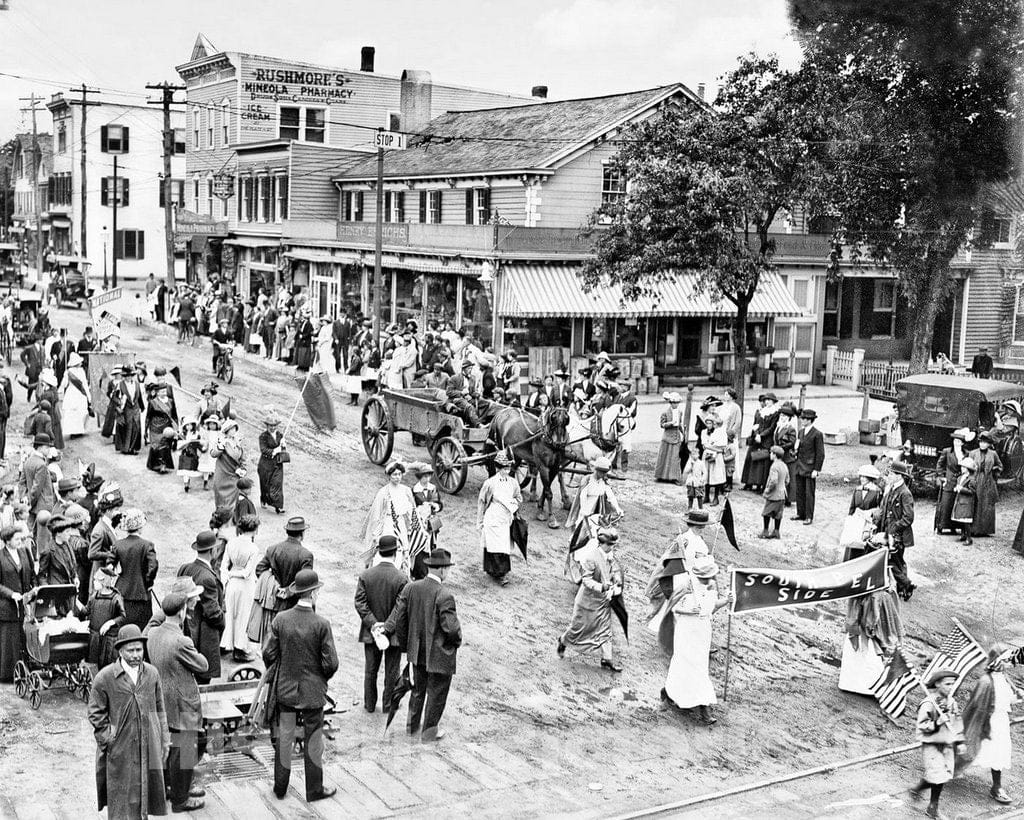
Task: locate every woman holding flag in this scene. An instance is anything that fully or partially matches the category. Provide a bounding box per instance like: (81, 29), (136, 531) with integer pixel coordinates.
(362, 461), (416, 572)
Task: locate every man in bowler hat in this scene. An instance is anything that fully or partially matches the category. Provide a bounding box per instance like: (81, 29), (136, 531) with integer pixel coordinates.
(264, 568), (339, 802)
(376, 547), (462, 741)
(255, 516), (314, 615)
(354, 534), (408, 712)
(792, 409), (825, 525)
(177, 531), (225, 683)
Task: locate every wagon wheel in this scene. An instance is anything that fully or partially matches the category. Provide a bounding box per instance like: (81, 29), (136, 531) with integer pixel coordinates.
(13, 660), (28, 698)
(64, 665), (78, 692)
(76, 665), (93, 702)
(432, 436), (468, 495)
(28, 672), (43, 710)
(229, 665), (262, 682)
(361, 396), (394, 465)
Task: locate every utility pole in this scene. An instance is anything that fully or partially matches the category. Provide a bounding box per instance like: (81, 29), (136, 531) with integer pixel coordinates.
(18, 94), (44, 282)
(146, 82), (185, 294)
(68, 85), (100, 259)
(373, 128), (384, 347)
(111, 155), (118, 288)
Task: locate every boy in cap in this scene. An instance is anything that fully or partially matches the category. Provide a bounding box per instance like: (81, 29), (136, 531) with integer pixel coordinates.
(911, 668), (964, 818)
(761, 446), (789, 538)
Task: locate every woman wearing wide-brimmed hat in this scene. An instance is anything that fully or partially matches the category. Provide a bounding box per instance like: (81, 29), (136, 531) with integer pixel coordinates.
(740, 392), (780, 492)
(60, 351), (93, 437)
(973, 431), (1002, 536)
(210, 418), (247, 514)
(477, 450), (522, 586)
(660, 555), (730, 724)
(655, 392), (684, 483)
(362, 461), (416, 570)
(257, 408), (287, 514)
(176, 416), (205, 493)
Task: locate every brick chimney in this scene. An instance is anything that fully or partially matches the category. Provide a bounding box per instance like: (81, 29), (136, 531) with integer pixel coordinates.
(360, 46), (375, 72)
(531, 85), (548, 99)
(400, 70), (433, 132)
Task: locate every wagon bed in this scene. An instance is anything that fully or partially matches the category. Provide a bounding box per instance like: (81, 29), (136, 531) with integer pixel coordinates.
(361, 388), (494, 494)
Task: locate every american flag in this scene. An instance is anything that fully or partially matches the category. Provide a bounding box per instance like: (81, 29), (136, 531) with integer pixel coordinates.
(870, 648), (919, 721)
(921, 622), (986, 692)
(408, 508), (432, 563)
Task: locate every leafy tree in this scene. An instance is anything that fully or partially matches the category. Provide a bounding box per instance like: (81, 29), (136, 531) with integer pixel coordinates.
(791, 0), (1023, 372)
(581, 55), (841, 407)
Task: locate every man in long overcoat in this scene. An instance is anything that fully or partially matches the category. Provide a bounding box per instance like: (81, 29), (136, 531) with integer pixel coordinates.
(354, 536), (407, 712)
(177, 531), (224, 683)
(378, 547), (462, 741)
(87, 624), (169, 820)
(877, 460), (916, 601)
(263, 568), (339, 802)
(255, 516), (314, 617)
(792, 408), (825, 524)
(147, 592), (208, 813)
(20, 432), (56, 539)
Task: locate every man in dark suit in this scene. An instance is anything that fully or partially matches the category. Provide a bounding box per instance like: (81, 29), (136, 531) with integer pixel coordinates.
(264, 569), (338, 803)
(378, 548), (462, 742)
(332, 313), (352, 373)
(255, 517), (314, 616)
(0, 361), (12, 461)
(792, 408), (825, 525)
(147, 592), (208, 813)
(970, 346), (994, 379)
(111, 510), (159, 631)
(354, 536), (408, 713)
(877, 460), (916, 601)
(549, 369), (571, 408)
(19, 335), (44, 401)
(20, 433), (55, 539)
(177, 531), (224, 684)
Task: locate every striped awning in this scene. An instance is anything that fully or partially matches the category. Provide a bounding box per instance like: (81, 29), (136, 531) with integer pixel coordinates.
(498, 265), (805, 318)
(223, 237), (280, 249)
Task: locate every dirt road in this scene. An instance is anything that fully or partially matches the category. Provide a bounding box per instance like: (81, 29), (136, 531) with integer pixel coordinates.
(0, 310), (1022, 819)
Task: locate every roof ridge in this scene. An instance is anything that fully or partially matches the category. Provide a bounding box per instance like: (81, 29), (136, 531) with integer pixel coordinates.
(434, 84), (679, 116)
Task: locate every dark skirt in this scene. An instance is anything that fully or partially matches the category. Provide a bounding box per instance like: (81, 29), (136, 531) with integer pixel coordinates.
(257, 457), (285, 509)
(934, 489), (956, 533)
(178, 445), (201, 473)
(87, 629), (118, 669)
(1014, 508), (1024, 556)
(0, 620), (20, 682)
(101, 400), (118, 438)
(115, 409), (142, 454)
(483, 550), (511, 579)
(741, 449), (770, 488)
(146, 441), (175, 472)
(123, 599), (153, 632)
(294, 344), (312, 371)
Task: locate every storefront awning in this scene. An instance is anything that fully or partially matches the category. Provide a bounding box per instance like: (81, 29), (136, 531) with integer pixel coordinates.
(223, 237), (281, 249)
(49, 217), (72, 228)
(284, 249), (349, 265)
(499, 265), (805, 318)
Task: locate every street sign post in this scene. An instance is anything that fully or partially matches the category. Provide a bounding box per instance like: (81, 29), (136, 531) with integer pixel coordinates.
(373, 130), (408, 150)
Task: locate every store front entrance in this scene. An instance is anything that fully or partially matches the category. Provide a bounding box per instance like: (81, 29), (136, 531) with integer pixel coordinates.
(652, 317), (703, 370)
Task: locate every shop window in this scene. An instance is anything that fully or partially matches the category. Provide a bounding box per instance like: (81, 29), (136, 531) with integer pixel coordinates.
(384, 191), (405, 223)
(503, 317), (572, 350)
(465, 188), (490, 225)
(394, 271), (424, 326)
(822, 280), (840, 337)
(279, 106), (326, 143)
(600, 166), (627, 213)
(582, 318), (649, 355)
(115, 229), (144, 260)
(343, 191), (364, 222)
(100, 177), (129, 207)
(418, 190), (441, 224)
(100, 124), (129, 154)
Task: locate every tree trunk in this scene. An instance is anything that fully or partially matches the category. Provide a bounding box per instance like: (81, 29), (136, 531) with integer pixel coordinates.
(907, 261), (953, 375)
(732, 298), (750, 419)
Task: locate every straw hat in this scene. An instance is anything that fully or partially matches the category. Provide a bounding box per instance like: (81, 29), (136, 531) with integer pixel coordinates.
(690, 555), (719, 579)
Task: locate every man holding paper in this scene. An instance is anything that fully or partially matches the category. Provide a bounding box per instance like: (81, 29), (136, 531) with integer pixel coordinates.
(354, 535), (408, 713)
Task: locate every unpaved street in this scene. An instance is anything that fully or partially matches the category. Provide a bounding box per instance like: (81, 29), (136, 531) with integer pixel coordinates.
(1, 310), (1023, 819)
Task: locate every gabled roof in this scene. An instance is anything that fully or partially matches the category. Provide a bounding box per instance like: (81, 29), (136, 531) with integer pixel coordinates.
(334, 84), (697, 181)
(191, 33), (219, 62)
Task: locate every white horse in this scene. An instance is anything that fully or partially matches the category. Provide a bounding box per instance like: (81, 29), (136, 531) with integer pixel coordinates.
(565, 404), (636, 469)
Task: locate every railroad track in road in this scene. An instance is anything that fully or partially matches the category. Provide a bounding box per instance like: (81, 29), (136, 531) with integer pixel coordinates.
(610, 718), (1024, 820)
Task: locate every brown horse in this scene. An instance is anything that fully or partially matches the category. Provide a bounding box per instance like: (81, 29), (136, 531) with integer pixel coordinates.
(488, 405), (571, 527)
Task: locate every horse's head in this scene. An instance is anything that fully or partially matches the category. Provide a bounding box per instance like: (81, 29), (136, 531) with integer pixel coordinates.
(544, 406), (570, 447)
(601, 404), (634, 442)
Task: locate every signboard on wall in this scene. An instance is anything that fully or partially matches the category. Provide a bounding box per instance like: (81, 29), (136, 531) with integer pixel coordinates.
(337, 222), (410, 245)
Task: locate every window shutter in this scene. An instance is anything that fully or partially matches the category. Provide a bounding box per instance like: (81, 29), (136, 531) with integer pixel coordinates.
(355, 192), (363, 221)
(343, 193), (350, 222)
(100, 125), (108, 153)
(121, 178), (129, 208)
(481, 188), (490, 221)
(397, 192), (405, 223)
(137, 231), (144, 260)
(100, 178), (109, 206)
(465, 190), (473, 224)
(419, 191), (427, 223)
(122, 127), (129, 153)
(114, 229), (123, 259)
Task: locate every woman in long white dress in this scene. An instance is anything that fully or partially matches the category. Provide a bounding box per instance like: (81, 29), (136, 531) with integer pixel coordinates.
(219, 514), (259, 662)
(661, 555), (730, 724)
(315, 316), (335, 374)
(60, 352), (92, 436)
(960, 645), (1020, 804)
(838, 554), (904, 695)
(362, 461), (416, 571)
(476, 451), (522, 586)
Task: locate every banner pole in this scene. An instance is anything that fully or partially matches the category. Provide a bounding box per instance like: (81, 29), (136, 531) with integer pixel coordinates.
(723, 608), (733, 702)
(283, 349), (318, 439)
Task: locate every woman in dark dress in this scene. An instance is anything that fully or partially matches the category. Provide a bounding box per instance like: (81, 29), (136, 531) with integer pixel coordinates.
(973, 432), (1003, 537)
(144, 384), (177, 473)
(740, 393), (780, 492)
(85, 565), (124, 669)
(257, 409), (286, 514)
(934, 430), (967, 534)
(37, 371), (65, 449)
(100, 369), (123, 439)
(293, 310), (314, 371)
(0, 524), (35, 682)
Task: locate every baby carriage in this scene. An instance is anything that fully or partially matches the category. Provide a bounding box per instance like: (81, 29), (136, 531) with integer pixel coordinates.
(13, 584), (92, 710)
